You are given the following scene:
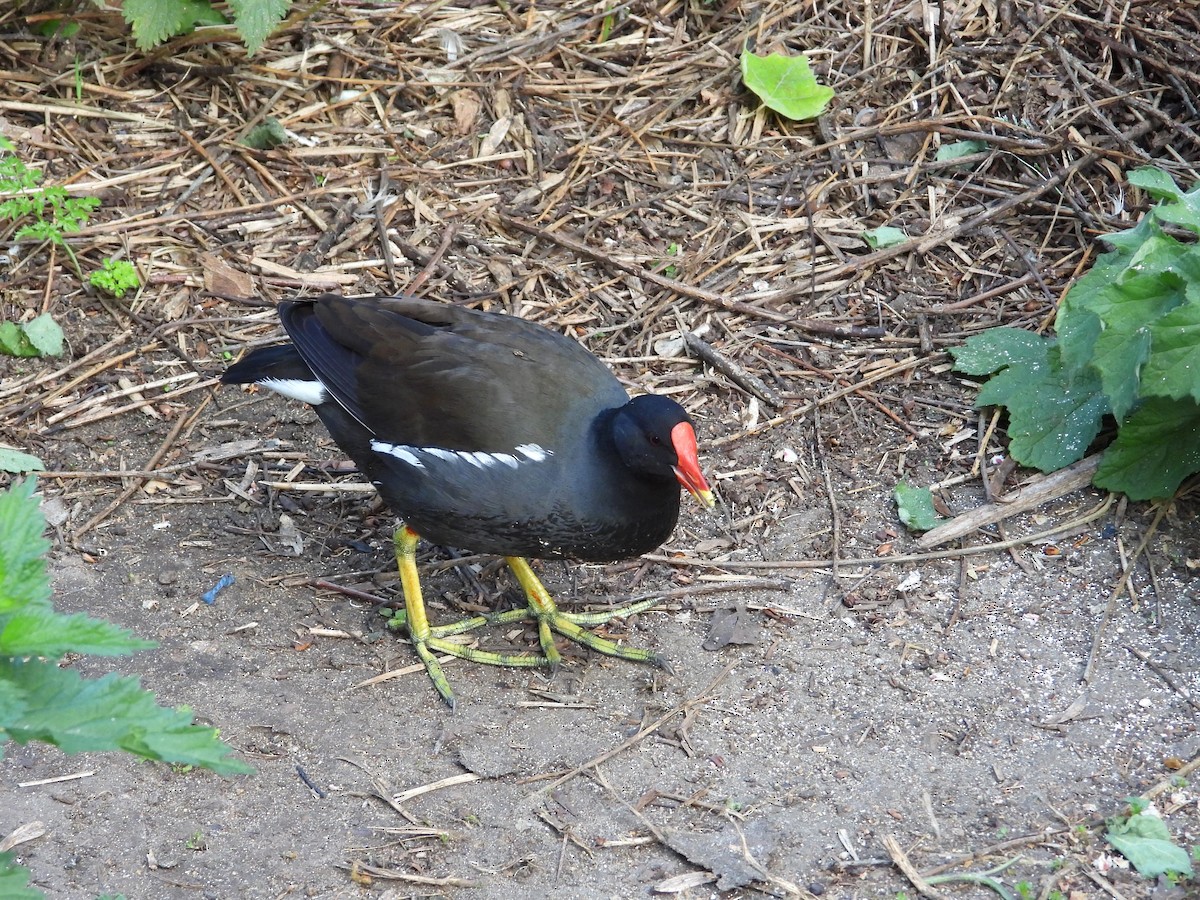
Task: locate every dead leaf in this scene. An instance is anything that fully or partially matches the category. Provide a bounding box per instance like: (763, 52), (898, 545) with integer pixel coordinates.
(653, 870), (718, 893)
(451, 89), (481, 135)
(201, 252), (255, 299)
(703, 606), (764, 651)
(277, 513), (305, 556)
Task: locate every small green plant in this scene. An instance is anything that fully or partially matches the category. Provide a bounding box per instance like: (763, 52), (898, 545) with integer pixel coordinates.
(0, 137), (99, 276)
(90, 258), (141, 298)
(115, 0), (289, 53)
(650, 242), (682, 278)
(185, 829), (207, 851)
(663, 243), (680, 277)
(0, 479), (251, 898)
(952, 167), (1200, 500)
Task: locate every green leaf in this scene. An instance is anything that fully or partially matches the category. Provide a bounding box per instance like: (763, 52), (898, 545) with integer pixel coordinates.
(0, 479), (52, 615)
(1083, 273), (1185, 420)
(1054, 221), (1198, 419)
(227, 0), (290, 55)
(121, 0), (221, 49)
(949, 327), (1050, 376)
(1129, 166), (1200, 235)
(35, 17), (81, 38)
(0, 660), (253, 775)
(1127, 166), (1183, 202)
(46, 193), (99, 233)
(1000, 367), (1109, 472)
(0, 609), (156, 659)
(0, 448), (44, 473)
(1094, 397), (1200, 500)
(1106, 811), (1195, 878)
(1141, 297), (1200, 402)
(0, 852), (40, 900)
(740, 51), (834, 121)
(953, 332), (1109, 471)
(862, 226), (907, 249)
(894, 482), (943, 531)
(0, 321), (37, 357)
(21, 313), (63, 357)
(936, 140), (989, 162)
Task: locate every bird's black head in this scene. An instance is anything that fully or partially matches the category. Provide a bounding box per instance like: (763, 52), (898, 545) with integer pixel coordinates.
(611, 395), (713, 505)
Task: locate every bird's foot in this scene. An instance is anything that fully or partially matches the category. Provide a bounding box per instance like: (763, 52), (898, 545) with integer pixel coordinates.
(382, 609), (550, 708)
(528, 597), (669, 669)
(504, 557), (671, 672)
(389, 526), (668, 709)
(382, 590), (670, 689)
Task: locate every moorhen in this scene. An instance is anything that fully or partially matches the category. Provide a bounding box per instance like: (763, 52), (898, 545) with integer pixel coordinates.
(221, 294), (714, 706)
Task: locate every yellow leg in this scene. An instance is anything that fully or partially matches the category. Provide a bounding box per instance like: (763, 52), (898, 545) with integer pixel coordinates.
(389, 526), (549, 708)
(505, 557), (670, 671)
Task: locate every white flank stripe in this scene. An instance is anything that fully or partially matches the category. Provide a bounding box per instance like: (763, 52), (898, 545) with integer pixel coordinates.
(370, 441), (552, 473)
(516, 443), (552, 462)
(370, 441), (425, 469)
(261, 378), (328, 405)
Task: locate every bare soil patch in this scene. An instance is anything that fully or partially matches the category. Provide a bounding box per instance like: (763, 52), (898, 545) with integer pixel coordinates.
(2, 1), (1198, 898)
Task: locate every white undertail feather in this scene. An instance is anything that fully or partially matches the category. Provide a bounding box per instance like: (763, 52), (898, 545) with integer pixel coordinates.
(260, 378), (329, 406)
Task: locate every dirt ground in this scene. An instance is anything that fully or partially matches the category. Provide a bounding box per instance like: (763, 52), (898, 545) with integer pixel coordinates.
(2, 1), (1199, 898)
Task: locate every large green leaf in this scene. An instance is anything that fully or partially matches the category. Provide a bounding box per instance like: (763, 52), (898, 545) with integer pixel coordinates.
(0, 479), (51, 615)
(1106, 810), (1195, 878)
(1141, 294), (1200, 402)
(1095, 397), (1200, 499)
(1127, 166), (1184, 202)
(0, 608), (156, 659)
(1129, 165), (1200, 235)
(0, 659), (252, 775)
(21, 314), (63, 357)
(0, 448), (44, 474)
(228, 0), (290, 55)
(121, 0), (215, 48)
(0, 852), (41, 900)
(952, 332), (1109, 471)
(948, 327), (1052, 377)
(1056, 242), (1192, 408)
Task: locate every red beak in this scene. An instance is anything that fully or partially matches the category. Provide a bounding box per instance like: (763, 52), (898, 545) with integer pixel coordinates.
(669, 421), (715, 508)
